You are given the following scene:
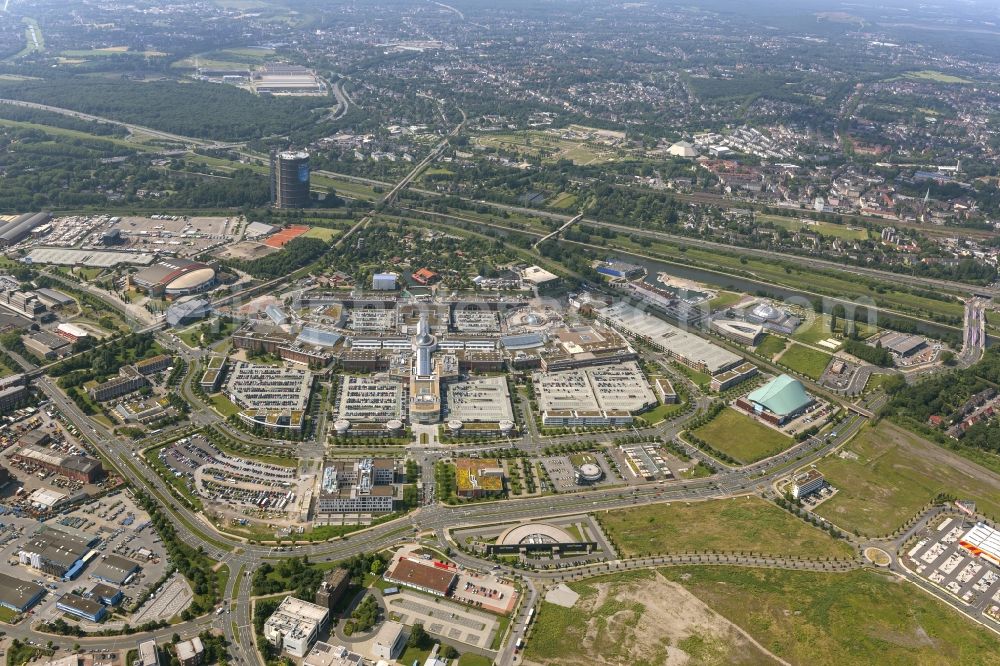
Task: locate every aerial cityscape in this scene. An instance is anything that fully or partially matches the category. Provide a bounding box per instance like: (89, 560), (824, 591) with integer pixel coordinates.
(0, 0), (999, 664)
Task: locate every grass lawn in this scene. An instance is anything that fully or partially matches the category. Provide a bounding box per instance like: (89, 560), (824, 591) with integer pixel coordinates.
(814, 421), (1000, 536)
(863, 373), (897, 393)
(691, 407), (794, 464)
(904, 69), (973, 84)
(568, 453), (598, 467)
(637, 400), (686, 424)
(549, 192), (578, 209)
(302, 226), (339, 241)
(708, 290), (743, 311)
(457, 654), (493, 666)
(758, 214), (869, 241)
(209, 393), (241, 417)
(662, 566), (1000, 665)
(754, 333), (787, 359)
(598, 496), (853, 559)
(673, 363), (712, 390)
(777, 343), (833, 380)
(399, 646), (432, 665)
(0, 605), (19, 623)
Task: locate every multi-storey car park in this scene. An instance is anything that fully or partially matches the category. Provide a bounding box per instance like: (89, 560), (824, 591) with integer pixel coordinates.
(532, 360), (657, 427)
(224, 361), (314, 433)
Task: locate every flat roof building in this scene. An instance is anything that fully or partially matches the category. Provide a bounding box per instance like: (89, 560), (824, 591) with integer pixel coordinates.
(533, 361), (656, 427)
(18, 526), (96, 578)
(959, 523), (1000, 568)
(304, 643), (365, 666)
(598, 302), (741, 374)
(175, 636), (205, 666)
(137, 640), (160, 666)
(90, 553), (140, 585)
(0, 571), (46, 612)
(56, 592), (107, 622)
(791, 469), (825, 500)
(385, 558), (457, 597)
(445, 376), (514, 423)
(454, 458), (504, 499)
(264, 596), (331, 658)
(317, 458), (398, 515)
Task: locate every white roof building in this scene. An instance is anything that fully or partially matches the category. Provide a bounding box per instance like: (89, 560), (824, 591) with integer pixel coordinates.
(264, 596), (331, 658)
(959, 523), (1000, 567)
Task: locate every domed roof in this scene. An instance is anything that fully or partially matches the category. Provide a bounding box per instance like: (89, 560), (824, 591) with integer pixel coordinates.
(166, 267), (216, 291)
(752, 303), (781, 321)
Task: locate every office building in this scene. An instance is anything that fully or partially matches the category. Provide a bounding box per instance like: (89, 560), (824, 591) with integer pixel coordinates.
(303, 643), (365, 666)
(317, 458), (398, 515)
(0, 373), (29, 411)
(271, 151), (311, 209)
(264, 596), (330, 658)
(175, 637), (205, 666)
(137, 640), (160, 666)
(791, 469), (825, 500)
(314, 569), (350, 611)
(372, 272), (398, 291)
(89, 366), (148, 402)
(371, 622), (406, 662)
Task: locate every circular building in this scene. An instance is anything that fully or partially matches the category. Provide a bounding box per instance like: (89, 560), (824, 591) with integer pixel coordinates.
(575, 463), (604, 484)
(132, 258), (216, 298)
(333, 419), (351, 435)
(499, 419), (515, 436)
(497, 522), (575, 547)
(385, 419), (403, 434)
(447, 419), (464, 434)
(751, 303), (781, 321)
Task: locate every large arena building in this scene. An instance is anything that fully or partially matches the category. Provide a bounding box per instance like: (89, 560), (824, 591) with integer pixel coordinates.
(131, 259), (216, 298)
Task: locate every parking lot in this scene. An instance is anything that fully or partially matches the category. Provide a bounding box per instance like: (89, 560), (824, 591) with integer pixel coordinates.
(538, 455), (618, 492)
(157, 435), (309, 518)
(384, 590), (499, 649)
(903, 515), (1000, 614)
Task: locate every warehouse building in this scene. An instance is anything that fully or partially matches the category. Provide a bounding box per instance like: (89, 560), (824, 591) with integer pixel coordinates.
(56, 592), (107, 622)
(597, 302), (742, 375)
(0, 212), (50, 247)
(264, 596), (331, 658)
(959, 523), (1000, 567)
(384, 557), (457, 597)
(23, 330), (72, 359)
(132, 259), (216, 298)
(90, 553), (140, 585)
(0, 572), (46, 612)
(879, 332), (928, 358)
(11, 445), (104, 483)
(18, 527), (97, 579)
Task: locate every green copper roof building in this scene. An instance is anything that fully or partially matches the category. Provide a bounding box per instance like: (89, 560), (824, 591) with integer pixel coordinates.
(746, 374), (812, 417)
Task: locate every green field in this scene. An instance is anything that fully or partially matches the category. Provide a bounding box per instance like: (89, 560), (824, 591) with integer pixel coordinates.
(673, 363), (712, 390)
(904, 70), (973, 84)
(754, 333), (787, 359)
(814, 421), (1000, 536)
(549, 192), (579, 209)
(210, 393), (241, 417)
(758, 214), (869, 241)
(778, 343), (833, 380)
(473, 130), (617, 165)
(598, 496), (853, 559)
(456, 654), (493, 666)
(708, 290), (743, 311)
(302, 226), (339, 241)
(661, 566), (1000, 665)
(637, 400), (686, 424)
(691, 407), (794, 464)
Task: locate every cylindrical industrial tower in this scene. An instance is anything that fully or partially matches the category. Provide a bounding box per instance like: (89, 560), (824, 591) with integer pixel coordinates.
(271, 150), (311, 209)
